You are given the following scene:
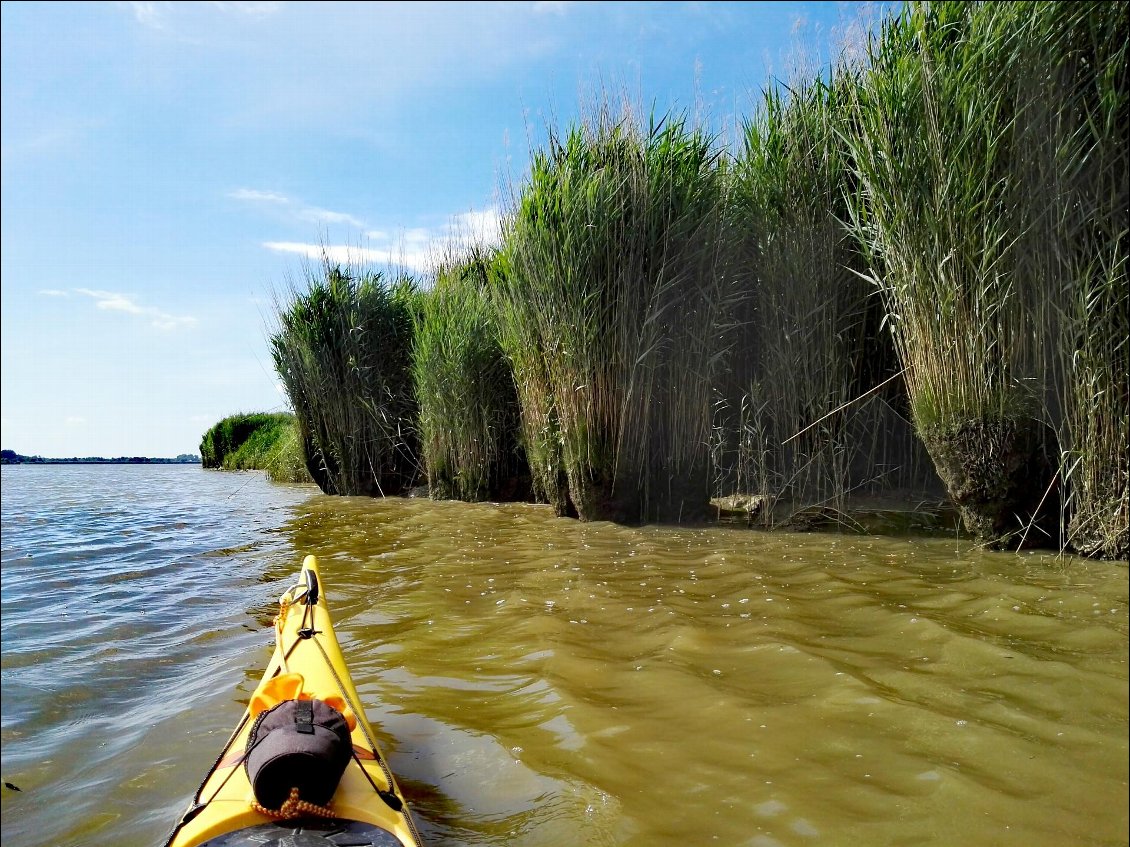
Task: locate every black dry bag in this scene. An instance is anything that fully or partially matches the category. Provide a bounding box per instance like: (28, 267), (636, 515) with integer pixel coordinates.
(244, 698), (352, 810)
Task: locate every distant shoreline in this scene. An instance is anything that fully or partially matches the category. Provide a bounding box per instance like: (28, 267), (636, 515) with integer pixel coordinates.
(1, 450), (200, 465)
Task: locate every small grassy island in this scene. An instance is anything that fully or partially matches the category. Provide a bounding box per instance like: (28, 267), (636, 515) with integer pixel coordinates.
(199, 413), (312, 484)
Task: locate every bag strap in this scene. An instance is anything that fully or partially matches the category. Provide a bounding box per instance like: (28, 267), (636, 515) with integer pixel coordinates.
(293, 699), (315, 735)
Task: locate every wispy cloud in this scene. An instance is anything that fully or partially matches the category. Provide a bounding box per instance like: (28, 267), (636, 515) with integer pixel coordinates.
(70, 288), (197, 330)
(230, 188), (366, 230)
(209, 2), (281, 16)
(126, 1), (171, 30)
(65, 416), (87, 426)
(125, 1), (279, 32)
(298, 206), (366, 228)
(262, 241), (427, 271)
(229, 188), (289, 204)
(450, 209), (504, 246)
(533, 1), (570, 14)
(262, 207), (504, 274)
(38, 289), (69, 297)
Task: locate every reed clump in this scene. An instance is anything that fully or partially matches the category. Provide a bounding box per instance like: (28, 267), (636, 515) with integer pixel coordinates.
(270, 257), (421, 496)
(200, 412), (287, 468)
(722, 65), (934, 526)
(841, 0), (1127, 555)
(1006, 0), (1128, 558)
(499, 106), (737, 523)
(412, 247), (529, 501)
(492, 245), (573, 516)
(844, 1), (1060, 547)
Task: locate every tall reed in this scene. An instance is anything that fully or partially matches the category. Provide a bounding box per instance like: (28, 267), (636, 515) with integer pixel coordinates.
(492, 245), (574, 515)
(499, 105), (737, 523)
(844, 1), (1066, 547)
(412, 247), (528, 501)
(724, 66), (933, 525)
(1006, 0), (1128, 558)
(269, 256), (420, 496)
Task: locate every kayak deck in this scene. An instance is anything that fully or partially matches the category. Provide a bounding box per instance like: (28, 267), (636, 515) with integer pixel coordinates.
(164, 555), (423, 847)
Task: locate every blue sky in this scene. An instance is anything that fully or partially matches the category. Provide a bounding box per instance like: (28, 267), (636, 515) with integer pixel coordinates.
(1, 1), (885, 458)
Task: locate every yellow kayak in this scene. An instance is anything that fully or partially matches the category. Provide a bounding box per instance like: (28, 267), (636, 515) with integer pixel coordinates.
(163, 555), (424, 847)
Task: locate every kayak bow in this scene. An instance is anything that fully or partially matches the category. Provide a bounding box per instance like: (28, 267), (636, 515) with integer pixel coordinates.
(164, 555), (423, 847)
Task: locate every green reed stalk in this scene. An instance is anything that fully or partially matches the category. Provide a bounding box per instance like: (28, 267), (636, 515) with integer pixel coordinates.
(261, 417), (315, 484)
(499, 104), (737, 523)
(412, 247), (528, 501)
(725, 65), (931, 526)
(269, 257), (420, 496)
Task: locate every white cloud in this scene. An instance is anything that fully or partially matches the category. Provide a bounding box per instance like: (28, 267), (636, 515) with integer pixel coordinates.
(401, 228), (433, 246)
(450, 209), (504, 246)
(298, 206), (366, 228)
(65, 416), (87, 426)
(126, 1), (279, 32)
(533, 1), (569, 14)
(75, 288), (145, 315)
(127, 1), (171, 30)
(263, 241), (432, 272)
(39, 289), (70, 297)
(229, 188), (290, 204)
(231, 187), (367, 230)
(71, 288), (197, 331)
(209, 1), (281, 16)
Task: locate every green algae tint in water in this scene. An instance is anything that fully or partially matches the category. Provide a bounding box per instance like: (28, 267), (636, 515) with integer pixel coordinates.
(2, 467), (1127, 847)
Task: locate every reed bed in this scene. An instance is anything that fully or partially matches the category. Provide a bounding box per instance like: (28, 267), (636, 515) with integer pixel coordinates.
(269, 257), (420, 496)
(259, 2), (1125, 557)
(492, 246), (574, 515)
(498, 106), (737, 523)
(412, 247), (529, 502)
(845, 2), (1048, 545)
(199, 412), (285, 469)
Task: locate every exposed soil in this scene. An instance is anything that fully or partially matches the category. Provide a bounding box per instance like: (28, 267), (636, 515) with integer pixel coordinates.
(922, 417), (1060, 549)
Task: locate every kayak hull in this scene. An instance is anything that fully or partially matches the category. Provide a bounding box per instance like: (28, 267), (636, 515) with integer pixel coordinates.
(194, 820), (407, 846)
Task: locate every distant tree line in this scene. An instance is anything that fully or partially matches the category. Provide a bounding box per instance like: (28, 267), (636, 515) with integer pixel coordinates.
(0, 450), (200, 465)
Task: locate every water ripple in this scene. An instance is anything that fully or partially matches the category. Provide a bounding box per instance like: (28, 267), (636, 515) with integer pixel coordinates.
(2, 470), (1126, 847)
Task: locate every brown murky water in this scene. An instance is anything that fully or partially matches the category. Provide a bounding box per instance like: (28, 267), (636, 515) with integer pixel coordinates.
(1, 466), (1127, 846)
